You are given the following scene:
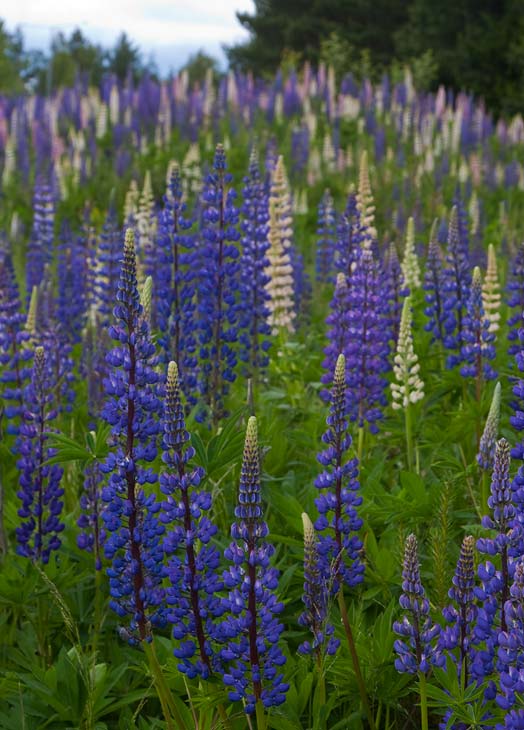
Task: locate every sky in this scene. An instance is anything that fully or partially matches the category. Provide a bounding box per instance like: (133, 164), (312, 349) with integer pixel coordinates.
(2, 0), (253, 72)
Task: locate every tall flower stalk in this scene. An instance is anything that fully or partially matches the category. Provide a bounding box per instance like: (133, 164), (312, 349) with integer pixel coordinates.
(160, 361), (223, 679)
(390, 297), (424, 471)
(219, 416), (288, 722)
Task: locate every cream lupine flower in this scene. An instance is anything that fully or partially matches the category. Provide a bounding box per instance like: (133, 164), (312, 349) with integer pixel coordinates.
(401, 217), (421, 289)
(265, 199), (295, 335)
(356, 150), (376, 250)
(390, 297), (424, 410)
(140, 276), (153, 326)
(123, 179), (139, 224)
(469, 192), (480, 237)
(482, 243), (501, 334)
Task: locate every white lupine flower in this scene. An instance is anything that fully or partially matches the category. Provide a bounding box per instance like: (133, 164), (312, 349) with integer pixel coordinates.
(390, 297), (424, 410)
(401, 217), (421, 289)
(356, 150), (376, 250)
(265, 198), (295, 335)
(482, 244), (501, 334)
(123, 179), (139, 224)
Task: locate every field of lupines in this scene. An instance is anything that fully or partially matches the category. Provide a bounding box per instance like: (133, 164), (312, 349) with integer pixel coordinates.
(2, 64), (524, 729)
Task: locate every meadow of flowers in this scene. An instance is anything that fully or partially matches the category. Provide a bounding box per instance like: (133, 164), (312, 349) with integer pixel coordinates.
(2, 64), (524, 729)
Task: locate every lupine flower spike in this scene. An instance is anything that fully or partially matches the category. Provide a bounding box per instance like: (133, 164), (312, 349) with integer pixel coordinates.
(390, 297), (424, 471)
(220, 416), (289, 716)
(101, 228), (166, 644)
(401, 217), (421, 290)
(393, 534), (443, 730)
(474, 439), (518, 691)
(160, 361), (223, 679)
(482, 244), (501, 336)
(16, 346), (65, 563)
(265, 199), (296, 334)
(439, 536), (477, 687)
(298, 512), (339, 660)
(478, 381), (501, 512)
(356, 150), (376, 251)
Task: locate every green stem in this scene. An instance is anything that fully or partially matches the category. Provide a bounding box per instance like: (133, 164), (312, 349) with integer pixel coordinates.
(481, 470), (489, 516)
(255, 699), (267, 730)
(375, 701), (382, 729)
(143, 640), (187, 730)
(405, 404), (414, 472)
(418, 672), (429, 730)
(338, 590), (375, 730)
(357, 426), (365, 464)
(316, 652), (327, 729)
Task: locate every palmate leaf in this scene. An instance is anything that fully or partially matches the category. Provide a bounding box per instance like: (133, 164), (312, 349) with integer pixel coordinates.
(44, 423), (111, 466)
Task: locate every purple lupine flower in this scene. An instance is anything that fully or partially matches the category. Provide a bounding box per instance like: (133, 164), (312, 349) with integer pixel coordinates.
(15, 346), (65, 563)
(477, 382), (501, 471)
(56, 222), (88, 343)
(321, 273), (350, 400)
(459, 267), (497, 390)
(315, 353), (363, 592)
(345, 248), (390, 433)
(298, 511), (339, 658)
(439, 536), (477, 686)
(393, 534), (443, 674)
(473, 440), (519, 687)
(160, 361), (223, 679)
(499, 710), (524, 730)
(443, 206), (472, 368)
(77, 460), (105, 570)
(0, 249), (32, 433)
(507, 243), (524, 356)
(92, 212), (124, 322)
(100, 229), (166, 644)
(316, 189), (336, 283)
(423, 219), (446, 343)
(220, 416), (289, 713)
(156, 163), (198, 399)
(25, 180), (55, 296)
(384, 240), (408, 345)
(497, 561), (524, 710)
(335, 192), (362, 278)
(238, 150), (272, 377)
(197, 143), (240, 425)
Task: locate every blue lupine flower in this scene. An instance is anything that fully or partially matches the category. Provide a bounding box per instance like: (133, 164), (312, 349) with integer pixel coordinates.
(156, 163), (198, 400)
(26, 180), (55, 296)
(0, 249), (32, 433)
(321, 273), (350, 401)
(316, 189), (336, 283)
(160, 361), (223, 679)
(477, 382), (501, 471)
(315, 354), (364, 591)
(384, 240), (408, 345)
(507, 243), (524, 356)
(344, 248), (390, 433)
(92, 209), (123, 325)
(238, 150), (272, 376)
(439, 535), (477, 685)
(56, 222), (88, 343)
(77, 460), (106, 571)
(423, 219), (446, 343)
(393, 534), (443, 674)
(15, 346), (65, 563)
(335, 192), (362, 277)
(473, 439), (518, 688)
(443, 206), (472, 367)
(100, 228), (166, 643)
(197, 143), (240, 425)
(298, 511), (339, 657)
(499, 710), (524, 730)
(459, 267), (497, 386)
(497, 561), (524, 710)
(219, 416), (289, 713)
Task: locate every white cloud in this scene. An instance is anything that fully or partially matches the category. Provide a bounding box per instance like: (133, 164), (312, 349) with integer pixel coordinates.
(2, 0), (252, 50)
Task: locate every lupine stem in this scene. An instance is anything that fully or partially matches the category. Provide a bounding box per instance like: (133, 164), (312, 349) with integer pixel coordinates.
(338, 590), (375, 730)
(357, 426), (364, 463)
(405, 404), (414, 471)
(481, 471), (489, 515)
(255, 700), (267, 730)
(143, 641), (187, 730)
(418, 671), (429, 730)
